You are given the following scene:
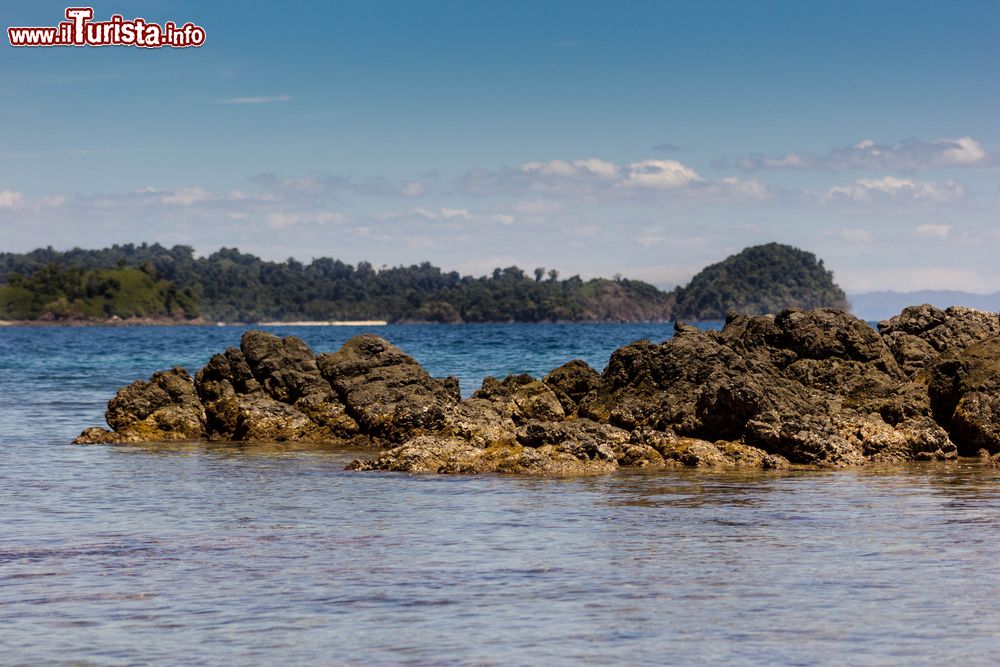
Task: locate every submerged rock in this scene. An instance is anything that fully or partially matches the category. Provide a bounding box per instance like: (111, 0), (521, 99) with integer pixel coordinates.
(76, 306), (1000, 474)
(346, 435), (618, 476)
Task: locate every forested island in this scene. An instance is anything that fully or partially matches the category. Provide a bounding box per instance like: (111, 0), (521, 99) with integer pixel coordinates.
(673, 243), (848, 320)
(0, 242), (844, 324)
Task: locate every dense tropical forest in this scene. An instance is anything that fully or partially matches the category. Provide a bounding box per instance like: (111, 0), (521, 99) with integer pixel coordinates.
(672, 243), (848, 320)
(0, 244), (672, 323)
(0, 242), (846, 323)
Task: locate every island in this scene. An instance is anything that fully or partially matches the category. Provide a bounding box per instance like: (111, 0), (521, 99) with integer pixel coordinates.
(2, 242), (847, 324)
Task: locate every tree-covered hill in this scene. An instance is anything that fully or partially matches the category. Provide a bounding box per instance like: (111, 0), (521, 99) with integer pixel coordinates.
(0, 242), (850, 324)
(0, 244), (673, 323)
(672, 243), (848, 320)
(0, 264), (198, 321)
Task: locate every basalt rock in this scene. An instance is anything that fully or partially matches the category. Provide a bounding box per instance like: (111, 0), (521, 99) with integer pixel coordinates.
(316, 334), (460, 442)
(346, 435), (618, 476)
(473, 374), (565, 424)
(575, 308), (952, 466)
(926, 337), (1000, 455)
(194, 334), (360, 442)
(879, 305), (1000, 377)
(543, 360), (602, 414)
(74, 367), (206, 444)
(77, 307), (1000, 474)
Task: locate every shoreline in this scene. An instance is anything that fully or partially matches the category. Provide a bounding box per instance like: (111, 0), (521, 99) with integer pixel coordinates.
(0, 318), (676, 328)
(256, 320), (388, 327)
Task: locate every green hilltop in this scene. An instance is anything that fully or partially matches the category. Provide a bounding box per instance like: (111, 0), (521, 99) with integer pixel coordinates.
(673, 243), (848, 320)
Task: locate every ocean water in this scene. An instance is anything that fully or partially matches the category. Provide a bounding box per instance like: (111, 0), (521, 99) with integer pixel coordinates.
(1, 324), (998, 665)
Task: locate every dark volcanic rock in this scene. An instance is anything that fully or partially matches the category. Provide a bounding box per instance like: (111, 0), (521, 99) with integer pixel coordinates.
(317, 334), (460, 442)
(74, 367), (205, 444)
(78, 307), (1000, 474)
(577, 308), (951, 465)
(473, 374), (565, 424)
(240, 330), (331, 403)
(927, 337), (1000, 454)
(543, 360), (602, 414)
(879, 305), (1000, 376)
(194, 332), (359, 442)
(346, 435), (618, 475)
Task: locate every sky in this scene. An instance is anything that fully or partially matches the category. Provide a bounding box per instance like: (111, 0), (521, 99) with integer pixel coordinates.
(1, 0), (998, 293)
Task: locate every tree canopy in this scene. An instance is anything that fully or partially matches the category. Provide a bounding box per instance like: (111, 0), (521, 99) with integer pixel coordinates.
(0, 242), (848, 323)
(0, 244), (672, 323)
(672, 242), (848, 320)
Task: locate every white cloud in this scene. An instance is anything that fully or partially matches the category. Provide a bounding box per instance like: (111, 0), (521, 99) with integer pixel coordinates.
(840, 267), (999, 293)
(161, 187), (211, 206)
(719, 177), (771, 200)
(914, 224), (952, 239)
(826, 176), (966, 204)
(265, 211), (347, 229)
(221, 95), (292, 105)
(400, 181), (426, 197)
(460, 156), (777, 202)
(619, 160), (703, 189)
(730, 136), (991, 172)
(940, 137), (987, 165)
(380, 207), (473, 222)
(0, 190), (24, 208)
(521, 158), (619, 179)
(0, 190), (64, 211)
(836, 228), (873, 243)
(440, 207), (471, 220)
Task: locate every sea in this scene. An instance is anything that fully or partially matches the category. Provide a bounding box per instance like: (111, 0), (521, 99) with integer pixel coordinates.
(1, 323), (998, 665)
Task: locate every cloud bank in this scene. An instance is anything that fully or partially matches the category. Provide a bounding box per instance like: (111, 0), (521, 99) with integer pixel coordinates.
(726, 137), (990, 172)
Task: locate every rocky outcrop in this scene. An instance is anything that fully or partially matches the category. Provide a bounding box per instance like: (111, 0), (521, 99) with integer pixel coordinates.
(926, 337), (1000, 455)
(879, 305), (1000, 376)
(75, 331), (452, 446)
(543, 360), (603, 413)
(75, 368), (206, 444)
(574, 308), (953, 466)
(317, 334), (460, 442)
(76, 306), (1000, 475)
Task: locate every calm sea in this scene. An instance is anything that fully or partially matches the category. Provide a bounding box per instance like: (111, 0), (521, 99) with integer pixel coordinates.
(1, 324), (998, 665)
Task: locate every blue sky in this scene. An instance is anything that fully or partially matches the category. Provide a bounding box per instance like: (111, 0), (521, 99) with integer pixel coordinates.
(1, 0), (998, 292)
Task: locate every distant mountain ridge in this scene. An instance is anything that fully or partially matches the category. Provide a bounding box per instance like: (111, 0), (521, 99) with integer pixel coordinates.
(849, 290), (1000, 322)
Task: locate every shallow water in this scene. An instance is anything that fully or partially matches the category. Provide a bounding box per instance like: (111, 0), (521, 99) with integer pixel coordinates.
(1, 325), (998, 665)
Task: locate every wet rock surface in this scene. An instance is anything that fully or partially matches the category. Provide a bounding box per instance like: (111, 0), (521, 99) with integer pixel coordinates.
(76, 306), (1000, 475)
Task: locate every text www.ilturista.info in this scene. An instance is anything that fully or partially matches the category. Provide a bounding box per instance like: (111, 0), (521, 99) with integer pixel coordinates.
(8, 7), (205, 48)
